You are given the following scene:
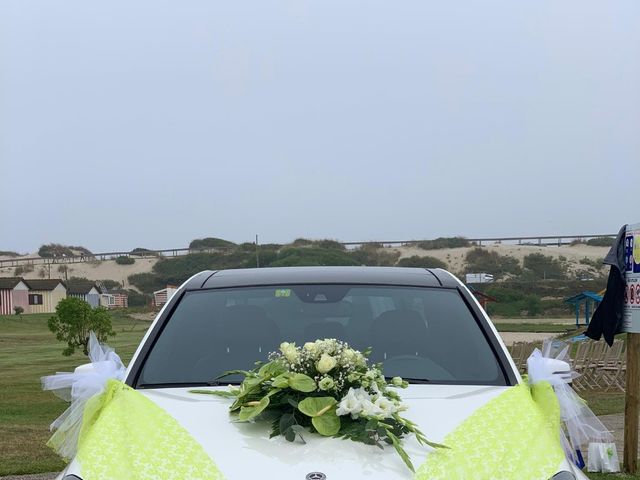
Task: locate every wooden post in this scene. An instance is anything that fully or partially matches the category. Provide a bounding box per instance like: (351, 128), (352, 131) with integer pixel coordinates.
(624, 332), (640, 473)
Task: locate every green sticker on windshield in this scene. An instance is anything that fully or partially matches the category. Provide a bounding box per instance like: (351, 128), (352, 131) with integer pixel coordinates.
(275, 289), (291, 297)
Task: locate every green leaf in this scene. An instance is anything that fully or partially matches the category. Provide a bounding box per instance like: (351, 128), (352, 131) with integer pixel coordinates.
(387, 430), (415, 472)
(284, 428), (296, 442)
(279, 413), (295, 434)
(238, 396), (270, 421)
(259, 361), (287, 379)
(311, 410), (341, 436)
(365, 418), (379, 431)
(297, 397), (337, 417)
(288, 373), (317, 392)
(272, 373), (291, 389)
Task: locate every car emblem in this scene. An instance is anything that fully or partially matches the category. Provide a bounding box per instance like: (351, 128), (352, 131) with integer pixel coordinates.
(306, 473), (326, 480)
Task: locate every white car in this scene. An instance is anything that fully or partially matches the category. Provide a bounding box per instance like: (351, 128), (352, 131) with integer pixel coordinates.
(57, 266), (587, 479)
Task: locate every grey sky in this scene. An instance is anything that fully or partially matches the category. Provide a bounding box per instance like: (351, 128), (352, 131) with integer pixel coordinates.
(2, 1), (639, 253)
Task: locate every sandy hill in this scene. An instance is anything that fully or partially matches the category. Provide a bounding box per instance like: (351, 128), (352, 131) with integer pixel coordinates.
(392, 243), (609, 276)
(0, 255), (157, 288)
(0, 242), (609, 286)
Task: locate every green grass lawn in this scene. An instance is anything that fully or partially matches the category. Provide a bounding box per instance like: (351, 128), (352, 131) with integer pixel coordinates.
(0, 312), (149, 475)
(0, 312), (637, 478)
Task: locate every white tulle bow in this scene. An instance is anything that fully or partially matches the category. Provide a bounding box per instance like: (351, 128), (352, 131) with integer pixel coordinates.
(527, 340), (613, 466)
(42, 332), (126, 459)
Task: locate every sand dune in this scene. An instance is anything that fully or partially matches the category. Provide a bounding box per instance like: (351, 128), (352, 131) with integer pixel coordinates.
(392, 243), (609, 274)
(0, 242), (609, 285)
(0, 255), (157, 287)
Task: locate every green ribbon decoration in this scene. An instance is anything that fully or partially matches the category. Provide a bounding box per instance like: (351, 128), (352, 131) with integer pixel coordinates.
(62, 379), (564, 479)
(75, 379), (224, 480)
(415, 380), (565, 480)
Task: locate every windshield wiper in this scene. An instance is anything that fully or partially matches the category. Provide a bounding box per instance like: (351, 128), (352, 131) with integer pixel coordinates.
(138, 382), (213, 389)
(137, 380), (241, 388)
(386, 376), (431, 384)
(206, 380), (241, 386)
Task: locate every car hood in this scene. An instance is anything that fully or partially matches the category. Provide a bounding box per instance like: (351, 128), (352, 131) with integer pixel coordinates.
(142, 384), (508, 479)
(57, 383), (585, 480)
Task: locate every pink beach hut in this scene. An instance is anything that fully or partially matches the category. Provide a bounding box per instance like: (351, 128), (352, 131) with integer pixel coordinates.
(0, 277), (30, 315)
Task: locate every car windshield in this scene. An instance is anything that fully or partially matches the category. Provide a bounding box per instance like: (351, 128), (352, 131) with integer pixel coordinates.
(137, 284), (506, 387)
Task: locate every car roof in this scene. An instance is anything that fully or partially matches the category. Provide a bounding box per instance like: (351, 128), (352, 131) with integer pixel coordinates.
(185, 266), (459, 290)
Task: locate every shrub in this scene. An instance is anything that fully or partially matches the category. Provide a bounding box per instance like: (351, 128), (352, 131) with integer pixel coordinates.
(0, 250), (19, 257)
(14, 264), (34, 276)
(483, 286), (542, 317)
(587, 237), (615, 247)
(13, 306), (24, 317)
(126, 289), (150, 307)
(128, 272), (166, 294)
(48, 297), (115, 356)
(115, 256), (135, 265)
(98, 279), (123, 290)
(291, 238), (345, 250)
(314, 239), (345, 251)
(579, 257), (604, 269)
(270, 247), (359, 267)
(522, 253), (568, 280)
(130, 247), (159, 257)
(396, 255), (447, 269)
(189, 237), (237, 250)
(416, 237), (470, 250)
(292, 238), (314, 246)
(350, 245), (400, 266)
(38, 243), (92, 258)
(465, 248), (521, 279)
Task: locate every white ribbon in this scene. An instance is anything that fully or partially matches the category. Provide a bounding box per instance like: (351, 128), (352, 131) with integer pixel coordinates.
(527, 340), (614, 468)
(42, 332), (126, 459)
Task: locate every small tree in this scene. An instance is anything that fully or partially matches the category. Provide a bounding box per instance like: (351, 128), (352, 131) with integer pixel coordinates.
(48, 297), (116, 356)
(13, 306), (24, 319)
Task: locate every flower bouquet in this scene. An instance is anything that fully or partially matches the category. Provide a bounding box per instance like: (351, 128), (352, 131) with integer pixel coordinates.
(192, 338), (442, 471)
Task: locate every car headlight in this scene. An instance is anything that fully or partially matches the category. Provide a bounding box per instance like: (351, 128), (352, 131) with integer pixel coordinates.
(550, 472), (576, 480)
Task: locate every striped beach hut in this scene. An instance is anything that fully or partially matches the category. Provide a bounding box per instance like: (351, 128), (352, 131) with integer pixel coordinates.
(99, 290), (128, 309)
(110, 290), (129, 308)
(0, 277), (30, 315)
(153, 285), (177, 307)
(67, 282), (101, 308)
(25, 279), (67, 314)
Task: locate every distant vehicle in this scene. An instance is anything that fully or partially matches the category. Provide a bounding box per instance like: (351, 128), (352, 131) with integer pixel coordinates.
(465, 273), (494, 284)
(56, 267), (583, 479)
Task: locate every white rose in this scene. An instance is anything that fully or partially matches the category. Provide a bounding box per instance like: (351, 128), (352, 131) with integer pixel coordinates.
(280, 342), (299, 363)
(304, 342), (319, 356)
(316, 353), (337, 373)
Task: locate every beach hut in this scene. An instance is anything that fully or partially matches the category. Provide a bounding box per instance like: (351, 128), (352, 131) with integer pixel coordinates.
(25, 279), (67, 314)
(99, 293), (115, 308)
(564, 291), (603, 327)
(67, 282), (101, 308)
(98, 290), (128, 309)
(154, 285), (177, 307)
(110, 290), (129, 308)
(0, 277), (30, 315)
